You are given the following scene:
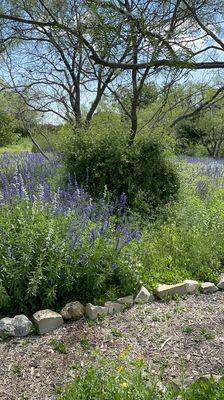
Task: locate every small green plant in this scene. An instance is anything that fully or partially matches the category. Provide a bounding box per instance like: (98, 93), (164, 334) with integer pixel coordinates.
(80, 336), (91, 350)
(152, 315), (161, 322)
(199, 327), (214, 340)
(182, 326), (194, 334)
(19, 395), (29, 400)
(151, 313), (171, 322)
(111, 328), (123, 337)
(49, 338), (67, 354)
(13, 364), (23, 376)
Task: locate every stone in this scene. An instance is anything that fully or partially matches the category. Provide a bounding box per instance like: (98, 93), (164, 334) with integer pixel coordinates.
(217, 274), (224, 289)
(0, 317), (15, 339)
(104, 301), (124, 315)
(168, 377), (193, 391)
(195, 374), (223, 384)
(134, 286), (154, 304)
(85, 303), (108, 320)
(156, 381), (167, 394)
(168, 379), (182, 391)
(33, 309), (63, 334)
(200, 282), (218, 294)
(117, 295), (134, 307)
(184, 280), (199, 294)
(12, 315), (33, 336)
(60, 301), (85, 320)
(156, 283), (188, 299)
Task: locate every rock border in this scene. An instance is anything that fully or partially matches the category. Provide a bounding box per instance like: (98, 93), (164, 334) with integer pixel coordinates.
(0, 277), (223, 339)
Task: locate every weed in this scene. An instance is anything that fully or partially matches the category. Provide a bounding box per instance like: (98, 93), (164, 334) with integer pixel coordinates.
(49, 338), (67, 354)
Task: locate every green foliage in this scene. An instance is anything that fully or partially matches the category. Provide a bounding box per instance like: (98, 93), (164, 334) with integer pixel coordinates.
(0, 112), (18, 146)
(0, 89), (39, 146)
(111, 82), (159, 115)
(0, 202), (142, 316)
(175, 121), (201, 154)
(140, 159), (224, 284)
(0, 280), (10, 314)
(173, 85), (224, 157)
(1, 151), (224, 317)
(0, 137), (32, 154)
(31, 124), (70, 153)
(57, 353), (224, 400)
(65, 127), (179, 212)
(49, 338), (67, 354)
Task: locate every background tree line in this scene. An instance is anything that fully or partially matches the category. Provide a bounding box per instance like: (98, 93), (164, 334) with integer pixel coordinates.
(0, 0), (223, 210)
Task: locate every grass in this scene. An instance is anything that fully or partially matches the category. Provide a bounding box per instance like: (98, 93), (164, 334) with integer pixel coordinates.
(0, 137), (32, 154)
(0, 128), (67, 154)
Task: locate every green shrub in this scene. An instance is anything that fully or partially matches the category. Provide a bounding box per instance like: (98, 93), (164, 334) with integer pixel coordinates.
(64, 127), (179, 212)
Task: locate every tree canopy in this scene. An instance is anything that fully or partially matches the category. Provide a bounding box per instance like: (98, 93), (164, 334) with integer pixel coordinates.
(0, 0), (223, 139)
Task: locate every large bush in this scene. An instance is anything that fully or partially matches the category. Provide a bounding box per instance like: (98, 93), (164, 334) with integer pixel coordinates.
(65, 128), (179, 212)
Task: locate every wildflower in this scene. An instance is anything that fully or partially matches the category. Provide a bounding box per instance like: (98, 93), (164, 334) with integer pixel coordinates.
(117, 366), (124, 372)
(122, 382), (128, 389)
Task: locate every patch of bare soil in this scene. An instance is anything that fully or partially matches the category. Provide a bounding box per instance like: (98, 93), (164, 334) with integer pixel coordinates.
(1, 292), (224, 400)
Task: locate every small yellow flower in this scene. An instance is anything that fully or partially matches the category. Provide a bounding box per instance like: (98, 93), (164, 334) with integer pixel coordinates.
(117, 366), (124, 372)
(122, 382), (129, 389)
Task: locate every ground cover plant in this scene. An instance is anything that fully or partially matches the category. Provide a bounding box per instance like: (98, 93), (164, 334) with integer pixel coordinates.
(0, 152), (224, 317)
(57, 353), (224, 400)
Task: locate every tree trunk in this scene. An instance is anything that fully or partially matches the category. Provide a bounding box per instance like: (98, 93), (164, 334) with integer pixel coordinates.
(129, 28), (138, 145)
(70, 88), (82, 128)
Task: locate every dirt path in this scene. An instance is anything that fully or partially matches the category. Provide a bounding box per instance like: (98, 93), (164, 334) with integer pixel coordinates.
(1, 292), (224, 400)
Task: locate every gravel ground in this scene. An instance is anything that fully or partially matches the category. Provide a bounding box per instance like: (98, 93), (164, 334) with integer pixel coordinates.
(1, 292), (224, 400)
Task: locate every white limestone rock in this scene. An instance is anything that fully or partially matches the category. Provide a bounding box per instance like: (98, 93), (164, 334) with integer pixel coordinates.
(184, 280), (199, 294)
(196, 375), (223, 384)
(117, 295), (134, 307)
(134, 286), (154, 304)
(104, 301), (124, 315)
(0, 317), (15, 339)
(33, 309), (63, 334)
(156, 283), (188, 299)
(200, 282), (218, 294)
(217, 274), (224, 290)
(85, 303), (108, 320)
